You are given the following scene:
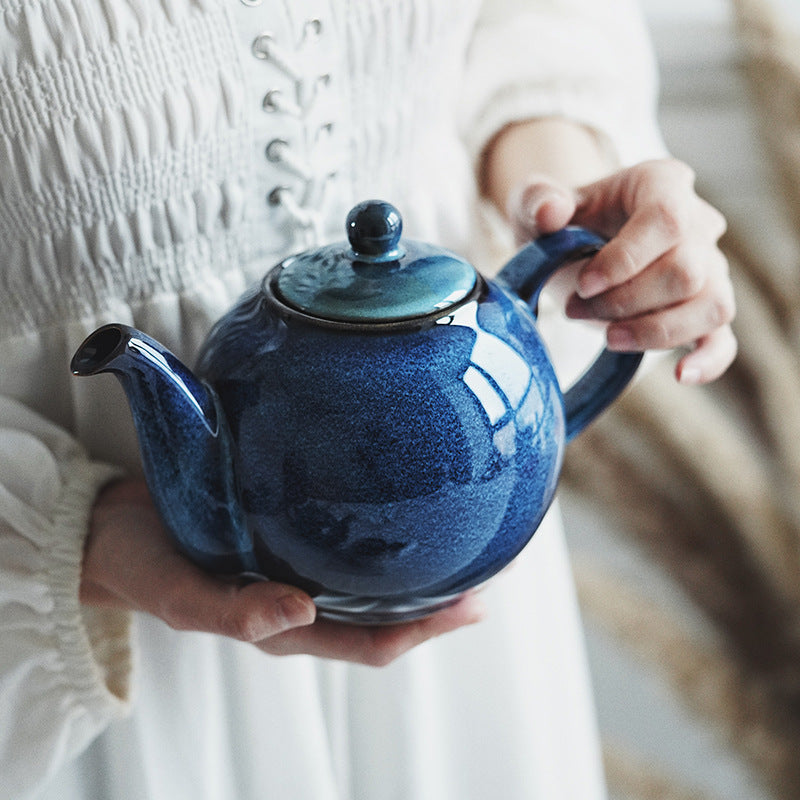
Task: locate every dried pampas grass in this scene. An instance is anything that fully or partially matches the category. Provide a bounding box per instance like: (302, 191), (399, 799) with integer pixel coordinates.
(603, 741), (721, 800)
(562, 1), (800, 797)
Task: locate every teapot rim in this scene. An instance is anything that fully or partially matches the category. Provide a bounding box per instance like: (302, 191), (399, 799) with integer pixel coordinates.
(261, 266), (487, 332)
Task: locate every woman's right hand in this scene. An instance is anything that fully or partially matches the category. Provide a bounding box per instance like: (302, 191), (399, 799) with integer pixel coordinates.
(80, 479), (486, 667)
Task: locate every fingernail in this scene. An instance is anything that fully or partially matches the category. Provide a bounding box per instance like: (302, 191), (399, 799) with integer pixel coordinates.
(578, 272), (609, 299)
(278, 594), (316, 629)
(607, 327), (636, 351)
(513, 184), (574, 236)
(678, 365), (702, 385)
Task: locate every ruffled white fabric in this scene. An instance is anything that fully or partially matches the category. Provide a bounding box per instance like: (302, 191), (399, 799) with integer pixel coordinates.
(0, 1), (665, 798)
(0, 398), (128, 796)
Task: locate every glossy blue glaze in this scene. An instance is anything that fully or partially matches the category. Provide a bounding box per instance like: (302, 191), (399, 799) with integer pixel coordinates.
(70, 325), (255, 574)
(276, 200), (476, 322)
(70, 202), (642, 623)
(195, 280), (564, 621)
(497, 227), (643, 440)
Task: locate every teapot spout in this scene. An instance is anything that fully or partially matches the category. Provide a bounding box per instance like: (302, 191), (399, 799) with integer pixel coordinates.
(71, 324), (255, 574)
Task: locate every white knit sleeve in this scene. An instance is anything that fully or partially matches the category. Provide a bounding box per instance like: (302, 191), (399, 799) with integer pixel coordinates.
(0, 396), (132, 800)
(459, 0), (669, 168)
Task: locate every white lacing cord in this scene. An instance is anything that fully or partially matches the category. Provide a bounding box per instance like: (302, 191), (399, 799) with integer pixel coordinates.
(262, 89), (302, 117)
(296, 73), (331, 115)
(251, 32), (303, 82)
(265, 138), (338, 226)
(265, 139), (313, 181)
(268, 186), (322, 247)
(248, 14), (336, 248)
(254, 36), (332, 117)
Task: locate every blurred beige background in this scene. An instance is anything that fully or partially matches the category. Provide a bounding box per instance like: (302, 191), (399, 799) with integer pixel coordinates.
(561, 1), (800, 798)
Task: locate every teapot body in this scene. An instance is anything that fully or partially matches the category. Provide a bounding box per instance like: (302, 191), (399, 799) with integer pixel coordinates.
(198, 277), (565, 622)
(71, 201), (641, 624)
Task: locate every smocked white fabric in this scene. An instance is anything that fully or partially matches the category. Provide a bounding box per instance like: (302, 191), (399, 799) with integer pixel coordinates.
(0, 1), (665, 798)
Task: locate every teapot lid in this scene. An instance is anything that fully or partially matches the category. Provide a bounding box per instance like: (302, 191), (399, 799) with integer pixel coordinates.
(272, 200), (477, 323)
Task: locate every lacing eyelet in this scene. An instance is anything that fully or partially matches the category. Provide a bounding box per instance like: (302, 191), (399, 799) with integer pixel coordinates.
(265, 138), (289, 163)
(262, 90), (302, 117)
(315, 122), (335, 143)
(251, 32), (276, 60)
(262, 89), (282, 112)
(244, 13), (335, 247)
(268, 186), (291, 206)
(303, 18), (323, 40)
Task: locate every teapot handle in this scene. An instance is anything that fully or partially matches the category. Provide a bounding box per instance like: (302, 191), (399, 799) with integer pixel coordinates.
(497, 226), (643, 441)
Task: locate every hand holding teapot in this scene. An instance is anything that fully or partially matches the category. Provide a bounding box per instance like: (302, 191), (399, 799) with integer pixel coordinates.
(498, 158), (737, 385)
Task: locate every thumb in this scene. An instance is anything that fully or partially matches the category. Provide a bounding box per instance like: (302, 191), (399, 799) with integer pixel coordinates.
(151, 565), (318, 642)
(506, 176), (576, 243)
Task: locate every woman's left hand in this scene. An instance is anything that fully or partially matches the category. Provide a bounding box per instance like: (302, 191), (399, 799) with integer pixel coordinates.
(506, 158), (737, 385)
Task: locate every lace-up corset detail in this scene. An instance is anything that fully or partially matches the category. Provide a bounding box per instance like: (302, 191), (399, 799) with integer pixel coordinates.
(236, 1), (343, 251)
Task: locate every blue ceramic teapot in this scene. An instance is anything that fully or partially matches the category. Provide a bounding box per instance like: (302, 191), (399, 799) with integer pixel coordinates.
(71, 200), (641, 623)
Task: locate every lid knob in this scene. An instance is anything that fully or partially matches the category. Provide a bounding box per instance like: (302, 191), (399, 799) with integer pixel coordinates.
(272, 199), (476, 322)
(346, 200), (403, 262)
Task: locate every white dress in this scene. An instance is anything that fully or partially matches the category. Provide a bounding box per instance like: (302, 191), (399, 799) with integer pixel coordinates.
(0, 1), (665, 798)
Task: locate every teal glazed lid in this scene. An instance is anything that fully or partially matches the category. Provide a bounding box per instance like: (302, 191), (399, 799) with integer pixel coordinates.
(272, 200), (478, 323)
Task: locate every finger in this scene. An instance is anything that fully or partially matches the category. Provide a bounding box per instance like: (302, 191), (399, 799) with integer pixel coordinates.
(85, 487), (318, 639)
(572, 160), (725, 299)
(575, 200), (692, 299)
(565, 245), (727, 321)
(604, 278), (736, 353)
(676, 325), (738, 385)
(99, 523), (316, 639)
(150, 567), (317, 641)
(258, 592), (487, 666)
(572, 159), (699, 233)
(508, 178), (576, 242)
